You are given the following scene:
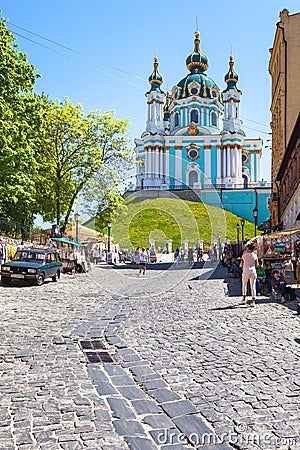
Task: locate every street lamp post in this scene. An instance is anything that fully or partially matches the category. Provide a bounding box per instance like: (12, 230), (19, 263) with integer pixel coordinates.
(236, 223), (240, 256)
(74, 212), (80, 242)
(253, 207), (258, 237)
(107, 222), (112, 253)
(241, 219), (245, 244)
(236, 223), (240, 243)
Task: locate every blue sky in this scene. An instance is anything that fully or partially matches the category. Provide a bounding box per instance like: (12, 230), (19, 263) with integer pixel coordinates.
(1, 1), (298, 187)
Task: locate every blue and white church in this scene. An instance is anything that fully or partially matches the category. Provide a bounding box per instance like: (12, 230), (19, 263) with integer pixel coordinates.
(134, 31), (271, 224)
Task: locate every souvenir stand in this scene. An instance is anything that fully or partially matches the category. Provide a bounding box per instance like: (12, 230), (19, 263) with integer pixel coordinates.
(257, 228), (300, 277)
(51, 237), (89, 273)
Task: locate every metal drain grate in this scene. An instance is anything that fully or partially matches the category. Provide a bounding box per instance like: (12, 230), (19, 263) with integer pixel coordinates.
(79, 340), (114, 364)
(80, 339), (106, 350)
(85, 352), (114, 363)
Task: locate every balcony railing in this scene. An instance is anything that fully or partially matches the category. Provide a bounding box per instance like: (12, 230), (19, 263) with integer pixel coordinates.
(130, 182), (271, 192)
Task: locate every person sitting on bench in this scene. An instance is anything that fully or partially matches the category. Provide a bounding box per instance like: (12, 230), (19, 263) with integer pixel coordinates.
(256, 260), (272, 295)
(271, 269), (300, 303)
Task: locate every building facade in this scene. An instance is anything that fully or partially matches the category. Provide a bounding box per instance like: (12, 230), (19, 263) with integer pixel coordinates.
(133, 31), (271, 225)
(268, 9), (300, 228)
(276, 114), (300, 230)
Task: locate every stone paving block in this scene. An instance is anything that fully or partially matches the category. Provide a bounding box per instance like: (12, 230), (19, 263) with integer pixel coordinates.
(107, 397), (136, 419)
(14, 432), (34, 445)
(147, 388), (181, 404)
(149, 428), (188, 446)
(59, 442), (83, 450)
(125, 436), (159, 450)
(94, 381), (119, 396)
(122, 360), (149, 368)
(143, 413), (175, 429)
(117, 386), (148, 400)
(133, 373), (161, 383)
(113, 419), (147, 437)
(110, 375), (136, 386)
(104, 365), (129, 377)
(131, 399), (162, 415)
(160, 400), (198, 418)
(87, 365), (110, 383)
(143, 379), (169, 391)
(128, 365), (154, 377)
(173, 415), (215, 444)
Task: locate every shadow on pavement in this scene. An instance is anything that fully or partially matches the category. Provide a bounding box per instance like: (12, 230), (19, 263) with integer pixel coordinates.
(94, 261), (206, 271)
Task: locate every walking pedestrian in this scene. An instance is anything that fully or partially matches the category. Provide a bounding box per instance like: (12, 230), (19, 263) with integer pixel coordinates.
(241, 243), (258, 307)
(139, 247), (147, 275)
(0, 239), (7, 264)
(188, 247), (194, 267)
(174, 248), (180, 266)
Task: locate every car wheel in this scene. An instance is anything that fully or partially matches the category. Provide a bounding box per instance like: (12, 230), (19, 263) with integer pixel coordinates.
(1, 277), (10, 285)
(35, 273), (45, 286)
(52, 270), (60, 282)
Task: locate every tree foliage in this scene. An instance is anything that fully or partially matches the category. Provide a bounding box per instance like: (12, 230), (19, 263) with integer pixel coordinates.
(0, 14), (133, 231)
(0, 15), (43, 225)
(36, 99), (132, 230)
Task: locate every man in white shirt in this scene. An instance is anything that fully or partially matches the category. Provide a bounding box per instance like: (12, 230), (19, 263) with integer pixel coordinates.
(139, 248), (148, 275)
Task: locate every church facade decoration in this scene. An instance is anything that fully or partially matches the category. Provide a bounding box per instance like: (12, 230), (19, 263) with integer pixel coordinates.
(134, 32), (263, 191)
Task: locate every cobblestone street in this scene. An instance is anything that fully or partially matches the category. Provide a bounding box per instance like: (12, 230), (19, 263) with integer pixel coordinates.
(0, 262), (300, 450)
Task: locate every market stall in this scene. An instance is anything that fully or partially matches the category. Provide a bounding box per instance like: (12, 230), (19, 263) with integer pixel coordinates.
(51, 238), (90, 273)
(254, 228), (300, 277)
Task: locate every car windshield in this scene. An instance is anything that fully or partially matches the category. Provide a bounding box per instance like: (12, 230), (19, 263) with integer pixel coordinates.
(13, 251), (46, 263)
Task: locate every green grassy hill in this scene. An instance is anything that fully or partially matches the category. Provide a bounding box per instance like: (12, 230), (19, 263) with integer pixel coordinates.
(110, 196), (258, 250)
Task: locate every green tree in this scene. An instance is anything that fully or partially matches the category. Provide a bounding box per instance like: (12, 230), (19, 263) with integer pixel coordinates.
(36, 99), (132, 230)
(0, 14), (42, 225)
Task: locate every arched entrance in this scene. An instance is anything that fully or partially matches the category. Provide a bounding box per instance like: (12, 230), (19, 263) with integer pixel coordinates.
(188, 170), (199, 188)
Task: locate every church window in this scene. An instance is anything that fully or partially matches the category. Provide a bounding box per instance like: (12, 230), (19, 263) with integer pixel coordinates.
(187, 146), (199, 160)
(242, 153), (248, 164)
(191, 87), (198, 95)
(174, 112), (180, 127)
(211, 111), (217, 126)
(212, 91), (217, 98)
(191, 109), (199, 123)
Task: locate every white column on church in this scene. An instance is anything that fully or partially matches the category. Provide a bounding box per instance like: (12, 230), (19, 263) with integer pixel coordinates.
(204, 147), (211, 183)
(148, 148), (152, 178)
(165, 149), (169, 182)
(226, 147), (231, 178)
(156, 147), (159, 177)
(160, 149), (163, 179)
(222, 148), (226, 179)
(151, 148), (155, 178)
(200, 106), (204, 126)
(151, 148), (155, 177)
(184, 107), (188, 126)
(250, 151), (255, 181)
(256, 151), (260, 181)
(144, 149), (148, 178)
(236, 147), (242, 178)
(234, 147), (238, 179)
(224, 102), (227, 120)
(231, 148), (236, 178)
(216, 148), (221, 180)
(175, 148), (182, 186)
